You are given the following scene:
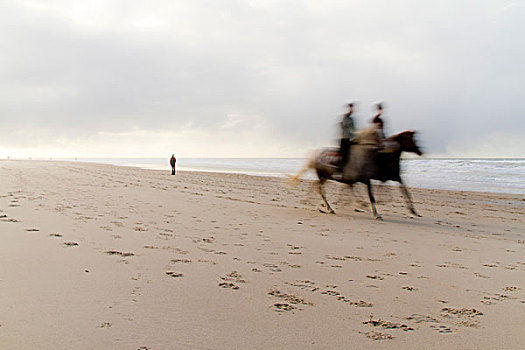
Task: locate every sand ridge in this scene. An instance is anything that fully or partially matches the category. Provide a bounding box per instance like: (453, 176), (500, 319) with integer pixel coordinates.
(0, 160), (523, 349)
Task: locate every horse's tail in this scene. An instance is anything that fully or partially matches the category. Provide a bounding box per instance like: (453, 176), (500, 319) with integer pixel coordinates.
(286, 152), (317, 186)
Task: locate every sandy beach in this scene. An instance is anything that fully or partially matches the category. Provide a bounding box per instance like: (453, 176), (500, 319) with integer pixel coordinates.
(0, 160), (523, 349)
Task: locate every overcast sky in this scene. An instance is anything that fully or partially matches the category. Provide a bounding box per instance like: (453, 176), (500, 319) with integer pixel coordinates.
(1, 0), (524, 158)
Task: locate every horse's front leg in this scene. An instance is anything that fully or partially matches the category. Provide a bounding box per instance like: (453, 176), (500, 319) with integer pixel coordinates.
(399, 181), (420, 217)
(317, 178), (335, 214)
(366, 181), (382, 220)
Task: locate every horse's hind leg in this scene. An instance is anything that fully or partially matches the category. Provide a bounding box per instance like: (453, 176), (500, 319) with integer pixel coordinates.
(366, 181), (382, 220)
(317, 178), (335, 214)
(348, 183), (367, 212)
(399, 181), (420, 217)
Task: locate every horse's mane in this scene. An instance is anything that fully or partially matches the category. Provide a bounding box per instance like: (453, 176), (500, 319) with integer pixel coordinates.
(387, 130), (416, 142)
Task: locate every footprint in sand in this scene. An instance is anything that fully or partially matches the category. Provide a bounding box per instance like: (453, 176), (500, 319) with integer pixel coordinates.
(63, 241), (79, 247)
(366, 275), (384, 280)
(262, 263), (282, 273)
(321, 290), (373, 307)
(202, 236), (215, 243)
(171, 258), (192, 264)
(402, 286), (418, 291)
(218, 271), (245, 290)
(430, 324), (454, 333)
(406, 314), (439, 324)
(25, 228), (40, 232)
(219, 282), (239, 290)
(273, 303), (296, 312)
(480, 293), (513, 305)
(1, 217), (19, 223)
(474, 272), (490, 278)
(436, 262), (467, 269)
(49, 233), (63, 237)
(483, 263), (498, 268)
(166, 271), (183, 278)
(268, 289), (312, 313)
(105, 250), (135, 257)
(361, 331), (394, 340)
(441, 307), (483, 318)
(285, 280), (319, 292)
(363, 319), (414, 332)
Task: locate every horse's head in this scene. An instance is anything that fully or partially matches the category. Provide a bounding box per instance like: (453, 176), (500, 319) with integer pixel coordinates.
(391, 130), (423, 156)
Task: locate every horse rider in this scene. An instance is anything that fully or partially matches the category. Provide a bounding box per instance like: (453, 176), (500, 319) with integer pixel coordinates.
(340, 102), (356, 170)
(372, 102), (386, 142)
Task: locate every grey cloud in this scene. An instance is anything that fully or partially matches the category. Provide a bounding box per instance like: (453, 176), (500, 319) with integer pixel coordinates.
(0, 0), (523, 155)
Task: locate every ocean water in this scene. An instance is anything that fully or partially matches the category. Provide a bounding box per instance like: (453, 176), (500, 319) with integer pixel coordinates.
(70, 157), (525, 195)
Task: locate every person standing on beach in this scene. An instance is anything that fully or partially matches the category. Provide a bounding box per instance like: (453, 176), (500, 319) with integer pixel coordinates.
(340, 102), (356, 169)
(170, 154), (177, 175)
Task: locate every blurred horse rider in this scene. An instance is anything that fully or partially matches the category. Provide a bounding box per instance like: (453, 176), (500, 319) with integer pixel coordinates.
(372, 102), (386, 141)
(340, 102), (356, 170)
(170, 154), (177, 175)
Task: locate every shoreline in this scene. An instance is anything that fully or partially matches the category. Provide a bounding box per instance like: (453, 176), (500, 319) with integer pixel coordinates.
(0, 160), (524, 349)
(3, 158), (524, 196)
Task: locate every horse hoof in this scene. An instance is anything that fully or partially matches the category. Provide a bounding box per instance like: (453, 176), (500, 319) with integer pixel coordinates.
(375, 215), (383, 221)
(318, 207), (335, 214)
(410, 209), (421, 217)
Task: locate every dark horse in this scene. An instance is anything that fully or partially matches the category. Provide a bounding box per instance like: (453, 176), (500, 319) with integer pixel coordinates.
(290, 128), (423, 219)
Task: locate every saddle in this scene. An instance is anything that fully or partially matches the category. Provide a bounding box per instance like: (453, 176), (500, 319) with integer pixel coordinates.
(319, 149), (343, 172)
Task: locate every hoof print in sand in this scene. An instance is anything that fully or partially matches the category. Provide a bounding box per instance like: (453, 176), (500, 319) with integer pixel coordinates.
(25, 228), (40, 232)
(63, 241), (79, 247)
(98, 322), (112, 328)
(166, 271), (183, 278)
(49, 233), (63, 237)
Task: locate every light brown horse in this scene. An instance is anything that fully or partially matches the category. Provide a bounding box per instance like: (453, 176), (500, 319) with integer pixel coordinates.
(291, 129), (423, 219)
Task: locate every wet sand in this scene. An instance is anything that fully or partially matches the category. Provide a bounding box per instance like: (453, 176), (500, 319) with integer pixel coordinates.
(0, 160), (524, 349)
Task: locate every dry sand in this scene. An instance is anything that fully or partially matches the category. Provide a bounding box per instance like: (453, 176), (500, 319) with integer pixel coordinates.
(0, 160), (524, 349)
